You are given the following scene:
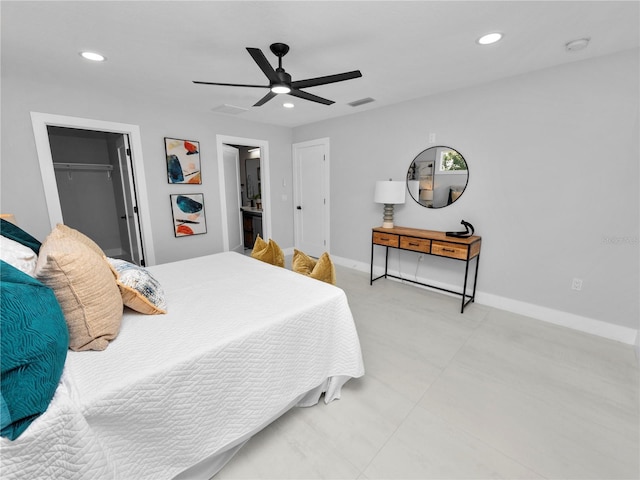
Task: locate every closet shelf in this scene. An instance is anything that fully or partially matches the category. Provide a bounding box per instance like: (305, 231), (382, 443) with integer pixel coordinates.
(53, 162), (113, 171)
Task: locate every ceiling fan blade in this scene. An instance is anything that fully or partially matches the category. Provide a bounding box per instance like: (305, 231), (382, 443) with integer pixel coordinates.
(291, 70), (362, 89)
(246, 47), (280, 83)
(288, 89), (334, 105)
(253, 90), (277, 107)
(192, 81), (269, 89)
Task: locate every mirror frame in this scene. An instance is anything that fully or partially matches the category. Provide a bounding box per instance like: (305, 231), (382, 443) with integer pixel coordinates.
(406, 145), (469, 208)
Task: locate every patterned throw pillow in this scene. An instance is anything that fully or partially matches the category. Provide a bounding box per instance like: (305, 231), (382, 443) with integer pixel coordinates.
(107, 258), (167, 315)
(250, 235), (285, 267)
(292, 249), (336, 285)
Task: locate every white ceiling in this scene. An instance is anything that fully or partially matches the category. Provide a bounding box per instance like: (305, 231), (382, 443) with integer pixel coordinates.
(2, 1), (639, 128)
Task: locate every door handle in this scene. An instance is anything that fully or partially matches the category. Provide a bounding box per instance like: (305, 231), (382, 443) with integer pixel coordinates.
(296, 206), (302, 210)
(120, 215), (127, 219)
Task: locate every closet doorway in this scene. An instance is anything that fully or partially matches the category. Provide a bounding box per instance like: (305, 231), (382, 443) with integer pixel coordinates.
(47, 127), (144, 265)
(31, 112), (156, 266)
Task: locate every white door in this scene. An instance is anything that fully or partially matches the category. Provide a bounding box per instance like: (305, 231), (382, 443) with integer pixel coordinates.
(293, 138), (330, 257)
(223, 145), (243, 253)
(116, 135), (145, 265)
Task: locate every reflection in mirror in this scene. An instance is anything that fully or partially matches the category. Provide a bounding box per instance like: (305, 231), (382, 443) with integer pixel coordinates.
(407, 146), (468, 208)
(245, 158), (261, 207)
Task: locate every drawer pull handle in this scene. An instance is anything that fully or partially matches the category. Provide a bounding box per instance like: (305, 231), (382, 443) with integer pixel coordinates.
(443, 248), (455, 252)
(409, 242), (419, 246)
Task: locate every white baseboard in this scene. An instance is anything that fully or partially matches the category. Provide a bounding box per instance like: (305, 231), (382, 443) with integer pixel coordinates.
(331, 254), (639, 346)
(476, 292), (638, 345)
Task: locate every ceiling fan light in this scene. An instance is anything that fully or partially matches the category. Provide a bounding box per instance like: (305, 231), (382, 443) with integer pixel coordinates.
(80, 51), (106, 62)
(271, 84), (291, 94)
(477, 32), (503, 45)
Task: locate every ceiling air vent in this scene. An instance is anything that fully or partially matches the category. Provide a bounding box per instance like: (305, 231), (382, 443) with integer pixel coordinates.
(211, 104), (248, 115)
(348, 97), (375, 107)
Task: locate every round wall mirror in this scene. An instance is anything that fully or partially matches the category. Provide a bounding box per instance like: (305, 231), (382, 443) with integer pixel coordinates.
(406, 146), (469, 208)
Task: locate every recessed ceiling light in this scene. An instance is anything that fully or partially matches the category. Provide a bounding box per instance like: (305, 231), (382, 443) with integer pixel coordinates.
(80, 51), (106, 62)
(565, 38), (590, 52)
(283, 102), (294, 109)
(477, 33), (503, 45)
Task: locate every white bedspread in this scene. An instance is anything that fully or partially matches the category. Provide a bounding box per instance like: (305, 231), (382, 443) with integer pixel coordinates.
(0, 252), (364, 479)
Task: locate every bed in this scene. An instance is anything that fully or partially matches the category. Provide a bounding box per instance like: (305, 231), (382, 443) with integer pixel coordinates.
(0, 242), (365, 479)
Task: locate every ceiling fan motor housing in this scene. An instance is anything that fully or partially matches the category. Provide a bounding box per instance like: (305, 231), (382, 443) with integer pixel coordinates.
(275, 70), (291, 85)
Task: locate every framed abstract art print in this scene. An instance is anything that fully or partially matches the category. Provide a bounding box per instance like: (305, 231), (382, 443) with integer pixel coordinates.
(170, 194), (207, 236)
(165, 137), (201, 184)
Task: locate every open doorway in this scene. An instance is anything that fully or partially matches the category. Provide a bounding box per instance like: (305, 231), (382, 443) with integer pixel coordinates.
(47, 126), (144, 265)
(216, 135), (271, 253)
(31, 112), (156, 266)
(229, 145), (263, 251)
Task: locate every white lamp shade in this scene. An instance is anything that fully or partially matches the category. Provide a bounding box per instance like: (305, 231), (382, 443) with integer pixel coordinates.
(374, 181), (406, 204)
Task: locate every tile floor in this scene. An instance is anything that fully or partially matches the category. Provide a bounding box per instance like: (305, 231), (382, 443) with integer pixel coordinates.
(216, 265), (639, 479)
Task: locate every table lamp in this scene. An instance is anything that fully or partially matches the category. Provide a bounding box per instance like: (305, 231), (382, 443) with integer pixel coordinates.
(374, 180), (405, 228)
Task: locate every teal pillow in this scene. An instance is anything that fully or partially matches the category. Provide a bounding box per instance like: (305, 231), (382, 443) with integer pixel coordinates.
(0, 260), (68, 440)
(0, 219), (41, 255)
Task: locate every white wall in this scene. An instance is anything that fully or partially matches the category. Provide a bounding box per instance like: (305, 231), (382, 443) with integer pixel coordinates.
(0, 73), (293, 265)
(1, 45), (637, 341)
(293, 49), (639, 337)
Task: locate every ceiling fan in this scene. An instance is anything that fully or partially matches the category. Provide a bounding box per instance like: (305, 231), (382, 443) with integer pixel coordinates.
(193, 43), (362, 107)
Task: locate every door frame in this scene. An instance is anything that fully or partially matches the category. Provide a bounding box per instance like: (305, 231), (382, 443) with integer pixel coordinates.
(30, 112), (156, 265)
(216, 134), (271, 251)
(115, 134), (143, 265)
(293, 137), (330, 254)
(222, 144), (244, 253)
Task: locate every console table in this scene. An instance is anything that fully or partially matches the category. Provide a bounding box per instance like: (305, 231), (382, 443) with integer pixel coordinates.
(370, 226), (481, 313)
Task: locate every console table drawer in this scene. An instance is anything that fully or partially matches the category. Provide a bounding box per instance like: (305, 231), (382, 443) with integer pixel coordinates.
(431, 241), (468, 260)
(373, 232), (399, 247)
(400, 236), (431, 253)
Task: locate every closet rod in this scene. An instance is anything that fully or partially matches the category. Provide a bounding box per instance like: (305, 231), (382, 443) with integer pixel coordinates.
(53, 162), (113, 172)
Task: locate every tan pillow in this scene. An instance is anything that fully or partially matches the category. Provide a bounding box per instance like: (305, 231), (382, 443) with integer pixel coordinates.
(52, 223), (104, 256)
(292, 249), (336, 285)
(35, 227), (123, 351)
(250, 235), (284, 267)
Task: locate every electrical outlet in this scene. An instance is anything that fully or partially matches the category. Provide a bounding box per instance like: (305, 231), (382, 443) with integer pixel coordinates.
(429, 133), (436, 143)
(571, 278), (583, 291)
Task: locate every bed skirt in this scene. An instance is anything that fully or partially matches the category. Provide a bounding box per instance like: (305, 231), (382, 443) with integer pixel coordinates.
(173, 375), (352, 479)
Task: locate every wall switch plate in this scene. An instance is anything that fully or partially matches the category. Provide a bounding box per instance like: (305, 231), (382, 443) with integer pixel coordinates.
(571, 278), (583, 291)
(429, 133), (436, 143)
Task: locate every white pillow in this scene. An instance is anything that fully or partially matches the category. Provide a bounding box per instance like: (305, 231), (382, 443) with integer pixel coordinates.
(1, 235), (37, 277)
